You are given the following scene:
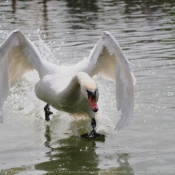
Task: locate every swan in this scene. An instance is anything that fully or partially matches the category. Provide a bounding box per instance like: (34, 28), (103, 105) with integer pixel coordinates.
(0, 29), (136, 137)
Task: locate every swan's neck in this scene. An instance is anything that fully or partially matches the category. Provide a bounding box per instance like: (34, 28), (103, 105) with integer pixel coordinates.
(59, 74), (81, 104)
(37, 59), (60, 78)
(60, 72), (96, 105)
(76, 72), (96, 92)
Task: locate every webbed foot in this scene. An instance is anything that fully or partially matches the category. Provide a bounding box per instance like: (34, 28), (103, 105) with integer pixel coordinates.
(81, 129), (105, 138)
(81, 118), (105, 139)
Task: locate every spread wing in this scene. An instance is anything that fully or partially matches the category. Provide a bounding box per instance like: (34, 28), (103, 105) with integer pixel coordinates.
(0, 29), (43, 123)
(87, 31), (136, 131)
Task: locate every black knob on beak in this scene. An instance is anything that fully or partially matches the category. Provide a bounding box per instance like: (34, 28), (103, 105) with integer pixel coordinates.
(93, 108), (98, 112)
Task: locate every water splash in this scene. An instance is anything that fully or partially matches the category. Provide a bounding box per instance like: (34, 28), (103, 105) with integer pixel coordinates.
(35, 29), (59, 65)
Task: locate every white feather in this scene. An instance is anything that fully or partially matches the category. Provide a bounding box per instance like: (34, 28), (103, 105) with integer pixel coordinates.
(85, 31), (136, 131)
(0, 29), (44, 121)
(0, 30), (136, 132)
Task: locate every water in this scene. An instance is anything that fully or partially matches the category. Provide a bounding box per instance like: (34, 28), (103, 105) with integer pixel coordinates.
(0, 0), (175, 174)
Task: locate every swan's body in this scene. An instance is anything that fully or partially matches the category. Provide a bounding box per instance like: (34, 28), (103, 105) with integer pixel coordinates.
(35, 68), (97, 116)
(0, 30), (136, 131)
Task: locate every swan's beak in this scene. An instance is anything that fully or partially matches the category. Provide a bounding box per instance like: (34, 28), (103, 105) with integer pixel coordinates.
(88, 95), (99, 112)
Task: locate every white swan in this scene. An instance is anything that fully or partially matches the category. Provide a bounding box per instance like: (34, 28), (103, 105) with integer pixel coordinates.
(0, 29), (136, 134)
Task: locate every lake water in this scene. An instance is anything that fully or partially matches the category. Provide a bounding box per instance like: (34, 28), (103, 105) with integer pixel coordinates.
(0, 0), (175, 175)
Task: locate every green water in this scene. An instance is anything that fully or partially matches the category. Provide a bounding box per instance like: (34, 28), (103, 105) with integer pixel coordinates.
(0, 0), (175, 175)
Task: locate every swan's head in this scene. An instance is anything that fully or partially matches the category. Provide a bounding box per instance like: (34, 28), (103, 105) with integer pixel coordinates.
(77, 72), (99, 112)
(81, 85), (99, 112)
(86, 89), (99, 112)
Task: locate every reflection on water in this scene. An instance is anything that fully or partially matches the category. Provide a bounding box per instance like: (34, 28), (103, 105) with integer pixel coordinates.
(65, 0), (99, 30)
(100, 154), (135, 175)
(0, 0), (175, 175)
(12, 0), (16, 14)
(35, 125), (134, 175)
(36, 125), (100, 174)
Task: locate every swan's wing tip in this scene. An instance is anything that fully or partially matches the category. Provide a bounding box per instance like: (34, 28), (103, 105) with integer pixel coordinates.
(0, 109), (4, 124)
(114, 123), (128, 131)
(114, 121), (130, 131)
(102, 31), (111, 35)
(131, 72), (137, 85)
(114, 112), (133, 131)
(114, 123), (123, 131)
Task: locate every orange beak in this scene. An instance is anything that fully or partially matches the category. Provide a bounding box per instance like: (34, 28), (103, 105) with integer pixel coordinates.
(88, 95), (99, 112)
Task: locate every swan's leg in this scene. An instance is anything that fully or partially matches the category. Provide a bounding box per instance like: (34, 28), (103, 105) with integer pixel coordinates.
(81, 112), (105, 138)
(88, 118), (97, 136)
(91, 118), (96, 131)
(81, 117), (105, 138)
(44, 104), (53, 121)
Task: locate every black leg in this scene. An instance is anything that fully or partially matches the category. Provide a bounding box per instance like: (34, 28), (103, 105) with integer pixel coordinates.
(88, 118), (97, 137)
(81, 118), (105, 139)
(91, 118), (96, 131)
(44, 104), (53, 121)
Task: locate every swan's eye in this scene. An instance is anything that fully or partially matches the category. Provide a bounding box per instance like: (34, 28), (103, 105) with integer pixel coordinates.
(86, 90), (96, 100)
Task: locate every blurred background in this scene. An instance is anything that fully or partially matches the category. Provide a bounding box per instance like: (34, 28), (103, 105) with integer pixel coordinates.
(0, 0), (175, 175)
